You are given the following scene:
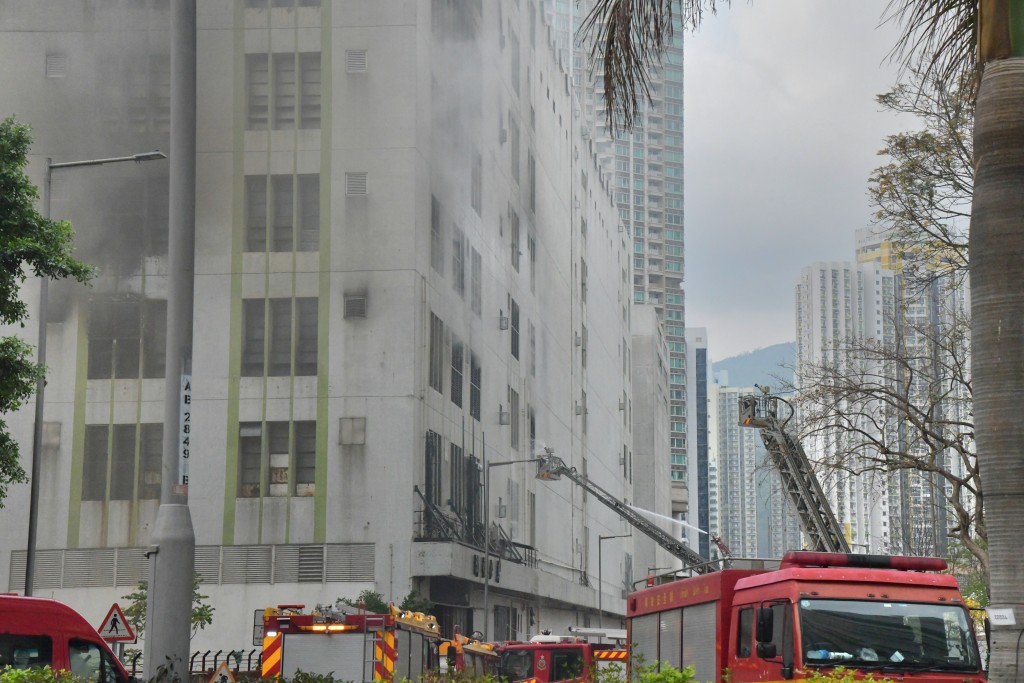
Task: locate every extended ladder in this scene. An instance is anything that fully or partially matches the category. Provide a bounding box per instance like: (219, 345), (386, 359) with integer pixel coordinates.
(739, 393), (851, 554)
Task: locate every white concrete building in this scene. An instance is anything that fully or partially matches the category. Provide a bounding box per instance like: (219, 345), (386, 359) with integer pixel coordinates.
(630, 307), (674, 577)
(795, 261), (893, 553)
(854, 229), (971, 556)
(707, 384), (759, 558)
(0, 0), (633, 654)
(683, 328), (710, 556)
(549, 0), (689, 535)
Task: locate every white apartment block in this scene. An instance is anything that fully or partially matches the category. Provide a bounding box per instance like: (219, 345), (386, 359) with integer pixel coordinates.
(0, 0), (634, 651)
(707, 384), (759, 559)
(855, 229), (971, 557)
(683, 328), (710, 557)
(631, 307), (675, 576)
(795, 261), (893, 553)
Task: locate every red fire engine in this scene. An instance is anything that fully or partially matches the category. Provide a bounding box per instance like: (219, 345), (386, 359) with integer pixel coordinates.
(260, 603), (442, 681)
(497, 632), (628, 683)
(438, 631), (499, 676)
(627, 551), (985, 683)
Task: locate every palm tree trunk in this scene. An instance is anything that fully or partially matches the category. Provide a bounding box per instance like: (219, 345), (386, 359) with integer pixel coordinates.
(970, 56), (1024, 682)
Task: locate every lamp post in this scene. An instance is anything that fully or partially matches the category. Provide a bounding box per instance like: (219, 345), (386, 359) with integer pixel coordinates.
(25, 150), (166, 597)
(482, 455), (541, 639)
(597, 533), (630, 629)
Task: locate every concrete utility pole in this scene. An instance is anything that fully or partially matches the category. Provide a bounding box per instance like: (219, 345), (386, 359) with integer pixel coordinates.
(144, 0), (196, 679)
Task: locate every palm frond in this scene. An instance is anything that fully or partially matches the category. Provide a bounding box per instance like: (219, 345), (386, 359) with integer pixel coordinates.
(579, 0), (723, 134)
(884, 0), (978, 95)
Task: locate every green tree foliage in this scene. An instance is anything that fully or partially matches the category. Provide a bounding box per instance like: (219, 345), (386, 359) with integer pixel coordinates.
(869, 70), (973, 293)
(0, 666), (78, 683)
(120, 573), (214, 639)
(336, 589), (433, 614)
(0, 117), (92, 506)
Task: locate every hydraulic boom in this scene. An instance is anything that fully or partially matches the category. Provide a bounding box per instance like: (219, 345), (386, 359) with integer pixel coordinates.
(738, 390), (851, 553)
(535, 450), (717, 574)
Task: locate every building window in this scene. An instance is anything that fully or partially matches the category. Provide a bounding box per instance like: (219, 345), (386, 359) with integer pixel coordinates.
(580, 324), (587, 368)
(508, 386), (520, 450)
(580, 258), (588, 304)
(510, 297), (520, 360)
(242, 298), (318, 377)
(470, 353), (481, 421)
(527, 152), (536, 212)
(452, 225), (466, 297)
(431, 195), (444, 275)
(470, 247), (482, 316)
(429, 312), (444, 393)
(451, 337), (464, 408)
(471, 153), (482, 216)
(449, 443), (465, 514)
(424, 430), (443, 508)
(88, 296), (167, 380)
(528, 235), (536, 293)
(510, 31), (520, 96)
(510, 210), (520, 272)
(238, 420), (318, 498)
(83, 423), (162, 502)
(509, 113), (520, 183)
(246, 52), (320, 130)
(245, 174), (319, 252)
(82, 426), (109, 502)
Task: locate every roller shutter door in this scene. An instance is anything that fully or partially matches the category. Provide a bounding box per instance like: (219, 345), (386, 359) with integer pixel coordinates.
(631, 614), (659, 669)
(682, 602), (718, 683)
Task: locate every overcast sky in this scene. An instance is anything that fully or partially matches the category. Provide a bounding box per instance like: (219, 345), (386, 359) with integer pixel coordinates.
(683, 0), (908, 360)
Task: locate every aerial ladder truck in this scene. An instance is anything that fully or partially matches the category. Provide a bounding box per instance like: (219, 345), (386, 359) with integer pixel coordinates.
(535, 448), (727, 575)
(738, 388), (851, 553)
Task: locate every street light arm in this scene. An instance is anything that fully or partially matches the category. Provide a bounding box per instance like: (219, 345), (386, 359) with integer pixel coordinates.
(48, 151), (166, 170)
(25, 147), (167, 597)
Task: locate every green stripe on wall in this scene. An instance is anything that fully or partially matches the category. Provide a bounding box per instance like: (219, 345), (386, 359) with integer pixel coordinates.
(222, 0), (247, 545)
(314, 0), (332, 544)
(66, 310), (90, 548)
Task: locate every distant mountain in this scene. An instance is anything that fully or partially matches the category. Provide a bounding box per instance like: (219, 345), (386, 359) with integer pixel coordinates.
(712, 342), (795, 390)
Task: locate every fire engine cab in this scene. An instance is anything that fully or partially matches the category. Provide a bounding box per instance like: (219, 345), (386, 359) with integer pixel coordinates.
(628, 552), (985, 683)
(439, 631), (498, 676)
(260, 603), (442, 681)
(497, 633), (628, 683)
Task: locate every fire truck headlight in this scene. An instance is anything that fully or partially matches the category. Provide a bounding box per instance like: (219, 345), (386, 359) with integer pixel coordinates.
(267, 631), (279, 638)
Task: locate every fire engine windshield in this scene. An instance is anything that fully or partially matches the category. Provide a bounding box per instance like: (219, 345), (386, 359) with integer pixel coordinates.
(499, 650), (534, 682)
(798, 599), (979, 672)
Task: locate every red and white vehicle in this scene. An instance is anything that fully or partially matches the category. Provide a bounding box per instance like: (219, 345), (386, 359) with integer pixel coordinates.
(439, 631), (499, 676)
(0, 595), (132, 683)
(627, 552), (985, 683)
(497, 633), (628, 683)
(259, 603), (442, 681)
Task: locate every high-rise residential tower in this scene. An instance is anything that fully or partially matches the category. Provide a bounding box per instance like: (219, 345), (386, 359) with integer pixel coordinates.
(795, 261), (895, 552)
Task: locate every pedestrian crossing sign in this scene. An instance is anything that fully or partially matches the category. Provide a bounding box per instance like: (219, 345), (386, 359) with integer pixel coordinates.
(97, 603), (135, 643)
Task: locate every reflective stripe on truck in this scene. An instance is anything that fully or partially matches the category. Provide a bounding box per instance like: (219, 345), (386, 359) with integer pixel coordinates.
(375, 629), (396, 681)
(262, 634), (283, 678)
